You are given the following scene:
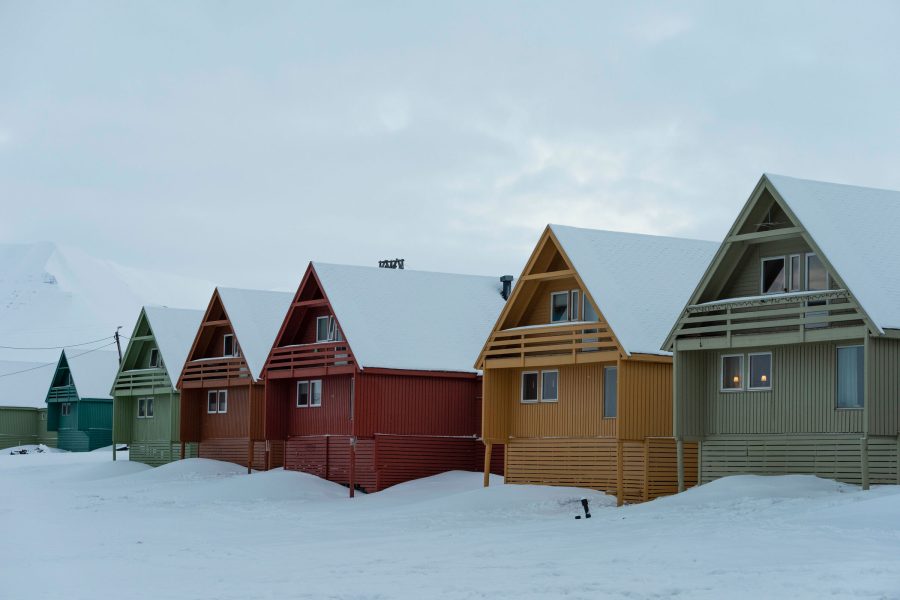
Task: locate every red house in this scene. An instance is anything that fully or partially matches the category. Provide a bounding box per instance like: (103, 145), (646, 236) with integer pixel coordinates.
(263, 262), (509, 494)
(178, 287), (293, 471)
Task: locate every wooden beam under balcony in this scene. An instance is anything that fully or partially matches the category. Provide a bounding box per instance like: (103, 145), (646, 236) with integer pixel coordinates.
(293, 299), (329, 308)
(519, 269), (575, 282)
(201, 320), (230, 327)
(726, 226), (804, 244)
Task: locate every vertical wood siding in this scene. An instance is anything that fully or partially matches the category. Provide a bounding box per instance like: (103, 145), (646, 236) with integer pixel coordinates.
(675, 350), (707, 439)
(129, 442), (198, 467)
(284, 435), (376, 491)
(0, 407), (45, 448)
(285, 375), (353, 436)
(517, 276), (581, 327)
(482, 369), (515, 442)
(870, 337), (900, 436)
(701, 342), (864, 435)
(198, 438), (284, 470)
(720, 238), (813, 298)
(618, 360), (673, 440)
(199, 385), (250, 439)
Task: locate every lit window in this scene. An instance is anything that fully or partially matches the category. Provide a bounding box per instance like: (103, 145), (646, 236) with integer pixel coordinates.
(603, 366), (617, 418)
(761, 257), (786, 294)
(541, 371), (558, 402)
(836, 346), (864, 409)
(748, 353), (772, 390)
(721, 355), (744, 391)
(149, 348), (160, 368)
(550, 292), (569, 323)
(521, 372), (539, 403)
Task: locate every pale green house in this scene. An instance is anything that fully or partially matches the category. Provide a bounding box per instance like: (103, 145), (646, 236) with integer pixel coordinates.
(112, 306), (203, 466)
(666, 174), (900, 490)
(0, 360), (57, 450)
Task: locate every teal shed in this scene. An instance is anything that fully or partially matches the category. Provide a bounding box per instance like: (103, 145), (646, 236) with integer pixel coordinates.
(112, 306), (203, 466)
(46, 349), (119, 452)
(0, 360), (57, 450)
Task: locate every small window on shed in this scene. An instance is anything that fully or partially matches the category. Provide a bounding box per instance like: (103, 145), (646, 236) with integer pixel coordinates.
(550, 292), (569, 323)
(521, 372), (539, 403)
(721, 355), (744, 391)
(761, 257), (786, 294)
(149, 348), (160, 368)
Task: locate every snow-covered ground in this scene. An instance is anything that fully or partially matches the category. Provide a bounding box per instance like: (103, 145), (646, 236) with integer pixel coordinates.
(1, 452), (898, 599)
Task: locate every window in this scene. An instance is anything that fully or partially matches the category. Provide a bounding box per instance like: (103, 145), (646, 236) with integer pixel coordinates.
(138, 398), (146, 418)
(521, 372), (539, 403)
(748, 353), (772, 390)
(316, 316), (331, 342)
(836, 346), (864, 409)
(297, 380), (324, 407)
(570, 290), (580, 321)
(146, 397), (154, 418)
(806, 253), (829, 291)
(583, 296), (599, 322)
(61, 403), (71, 417)
(207, 390), (227, 414)
(297, 381), (309, 407)
(603, 366), (618, 418)
(541, 371), (559, 402)
(789, 255), (801, 292)
(223, 334), (239, 357)
(149, 348), (160, 368)
(761, 257), (786, 294)
(550, 292), (569, 323)
(721, 355), (744, 391)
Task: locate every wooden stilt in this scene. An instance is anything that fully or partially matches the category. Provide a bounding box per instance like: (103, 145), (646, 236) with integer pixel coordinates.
(180, 441), (185, 460)
(861, 436), (870, 491)
(676, 438), (685, 493)
(616, 439), (624, 507)
(349, 437), (356, 498)
(483, 442), (492, 488)
(247, 439), (253, 474)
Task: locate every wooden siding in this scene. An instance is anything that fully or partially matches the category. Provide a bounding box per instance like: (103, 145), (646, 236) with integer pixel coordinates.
(721, 238), (814, 299)
(518, 276), (581, 327)
(869, 337), (900, 436)
(0, 407), (56, 449)
(130, 441), (197, 467)
(200, 385), (251, 439)
(198, 438), (285, 470)
(280, 375), (353, 437)
(700, 435), (900, 485)
(699, 342), (865, 435)
(505, 437), (697, 502)
(618, 359), (672, 440)
(284, 435), (377, 491)
(482, 368), (515, 442)
(675, 349), (706, 440)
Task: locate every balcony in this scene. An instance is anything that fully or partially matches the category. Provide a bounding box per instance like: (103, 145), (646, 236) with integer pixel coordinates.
(46, 385), (77, 402)
(180, 357), (252, 388)
(112, 368), (171, 395)
(673, 289), (867, 350)
(266, 342), (356, 379)
(480, 321), (620, 369)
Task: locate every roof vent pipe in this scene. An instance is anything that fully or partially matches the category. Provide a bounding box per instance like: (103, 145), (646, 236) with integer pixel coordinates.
(500, 275), (513, 300)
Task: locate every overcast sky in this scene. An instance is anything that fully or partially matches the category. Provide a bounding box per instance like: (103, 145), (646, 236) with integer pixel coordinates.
(2, 1), (900, 290)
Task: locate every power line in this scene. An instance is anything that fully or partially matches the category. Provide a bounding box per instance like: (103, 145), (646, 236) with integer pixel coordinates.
(0, 335), (114, 350)
(0, 341), (118, 379)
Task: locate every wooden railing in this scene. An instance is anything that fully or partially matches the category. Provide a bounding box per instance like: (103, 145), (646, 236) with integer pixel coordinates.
(112, 368), (171, 395)
(180, 357), (252, 388)
(266, 342), (356, 378)
(46, 385), (77, 402)
(481, 322), (620, 368)
(673, 289), (866, 349)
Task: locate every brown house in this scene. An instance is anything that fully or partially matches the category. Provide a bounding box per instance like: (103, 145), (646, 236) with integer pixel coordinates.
(177, 287), (293, 471)
(477, 225), (717, 503)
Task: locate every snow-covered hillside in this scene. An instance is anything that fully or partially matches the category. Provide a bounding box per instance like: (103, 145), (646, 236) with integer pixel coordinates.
(0, 242), (214, 363)
(1, 452), (898, 599)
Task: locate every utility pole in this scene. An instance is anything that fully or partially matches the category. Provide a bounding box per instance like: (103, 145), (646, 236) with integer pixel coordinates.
(113, 326), (123, 463)
(114, 326), (123, 364)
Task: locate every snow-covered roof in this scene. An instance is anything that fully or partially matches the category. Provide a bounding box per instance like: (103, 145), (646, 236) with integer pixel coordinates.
(550, 225), (719, 356)
(216, 288), (294, 380)
(142, 306), (205, 382)
(765, 173), (900, 333)
(312, 262), (508, 373)
(0, 361), (55, 408)
(63, 349), (120, 400)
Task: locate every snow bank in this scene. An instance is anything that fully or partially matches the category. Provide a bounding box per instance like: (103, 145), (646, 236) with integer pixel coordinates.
(653, 474), (854, 508)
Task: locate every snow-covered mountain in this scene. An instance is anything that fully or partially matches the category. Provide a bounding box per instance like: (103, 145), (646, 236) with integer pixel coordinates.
(0, 242), (214, 364)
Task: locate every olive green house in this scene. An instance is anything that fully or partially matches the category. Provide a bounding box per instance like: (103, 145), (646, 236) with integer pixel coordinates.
(0, 361), (57, 450)
(667, 174), (900, 490)
(47, 349), (119, 452)
(112, 306), (203, 466)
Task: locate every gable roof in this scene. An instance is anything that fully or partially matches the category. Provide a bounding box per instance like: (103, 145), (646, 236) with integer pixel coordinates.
(216, 288), (294, 380)
(62, 349), (120, 400)
(0, 361), (55, 408)
(142, 306), (204, 381)
(764, 173), (900, 333)
(312, 262), (508, 373)
(549, 225), (719, 356)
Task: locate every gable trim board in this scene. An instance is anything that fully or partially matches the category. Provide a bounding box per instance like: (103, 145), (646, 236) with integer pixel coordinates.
(669, 174), (900, 491)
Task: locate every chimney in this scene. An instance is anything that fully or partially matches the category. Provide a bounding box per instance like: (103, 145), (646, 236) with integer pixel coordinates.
(500, 275), (513, 300)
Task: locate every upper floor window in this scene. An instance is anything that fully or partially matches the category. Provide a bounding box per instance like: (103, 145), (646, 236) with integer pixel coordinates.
(583, 295), (599, 322)
(223, 334), (240, 358)
(721, 354), (744, 391)
(207, 390), (227, 414)
(296, 380), (323, 407)
(748, 353), (772, 390)
(149, 348), (160, 368)
(521, 370), (558, 403)
(60, 402), (72, 416)
(836, 345), (864, 409)
(137, 397), (155, 418)
(550, 290), (584, 323)
(761, 257), (786, 294)
(603, 366), (617, 418)
(789, 255), (801, 291)
(316, 315), (342, 343)
(806, 253), (829, 291)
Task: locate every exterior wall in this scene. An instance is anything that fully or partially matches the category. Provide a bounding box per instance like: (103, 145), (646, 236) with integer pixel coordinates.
(517, 276), (581, 327)
(618, 360), (672, 440)
(869, 337), (900, 437)
(198, 438), (284, 470)
(0, 407), (57, 449)
(130, 441), (198, 467)
(720, 238), (814, 298)
(36, 409), (57, 446)
(275, 375), (353, 437)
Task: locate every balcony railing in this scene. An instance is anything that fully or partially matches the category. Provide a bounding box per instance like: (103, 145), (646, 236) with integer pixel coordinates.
(180, 357), (252, 388)
(266, 342), (356, 378)
(46, 385), (77, 402)
(112, 368), (171, 395)
(673, 289), (867, 349)
(481, 321), (620, 368)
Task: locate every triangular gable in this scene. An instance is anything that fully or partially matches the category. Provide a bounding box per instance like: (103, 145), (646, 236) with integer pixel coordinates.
(179, 289), (248, 386)
(662, 174), (881, 349)
(60, 348), (119, 400)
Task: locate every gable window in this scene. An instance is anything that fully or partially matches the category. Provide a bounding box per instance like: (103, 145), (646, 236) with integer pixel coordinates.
(789, 255), (801, 292)
(521, 372), (539, 403)
(836, 345), (864, 409)
(748, 353), (772, 390)
(223, 334), (240, 358)
(149, 348), (160, 368)
(721, 355), (744, 391)
(583, 296), (599, 322)
(137, 398), (155, 418)
(541, 371), (559, 402)
(570, 290), (580, 321)
(806, 253), (829, 291)
(316, 315), (342, 342)
(761, 257), (786, 294)
(60, 402), (71, 417)
(550, 292), (569, 323)
(603, 366), (617, 418)
(297, 380), (323, 407)
(207, 390), (227, 414)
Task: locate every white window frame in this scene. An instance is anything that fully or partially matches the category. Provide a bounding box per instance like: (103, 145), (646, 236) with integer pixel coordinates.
(61, 402), (70, 417)
(788, 254), (801, 292)
(720, 354), (745, 392)
(747, 352), (773, 391)
(207, 390), (218, 414)
(836, 344), (865, 410)
(146, 397), (154, 418)
(570, 290), (580, 321)
(309, 380), (323, 407)
(138, 398), (146, 418)
(297, 381), (310, 408)
(520, 371), (539, 403)
(149, 348), (160, 368)
(217, 390), (227, 414)
(540, 370), (559, 403)
(223, 334), (237, 357)
(760, 256), (787, 295)
(805, 252), (830, 291)
(316, 316), (334, 343)
(550, 291), (569, 323)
